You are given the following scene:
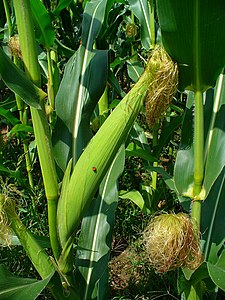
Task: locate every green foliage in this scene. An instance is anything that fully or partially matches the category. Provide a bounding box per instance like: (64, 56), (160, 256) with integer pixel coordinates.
(0, 48), (46, 109)
(156, 0), (225, 92)
(1, 0), (225, 299)
(0, 265), (52, 300)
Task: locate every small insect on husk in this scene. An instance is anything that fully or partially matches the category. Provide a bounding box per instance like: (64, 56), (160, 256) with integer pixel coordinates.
(92, 167), (97, 173)
(145, 46), (178, 127)
(143, 212), (202, 273)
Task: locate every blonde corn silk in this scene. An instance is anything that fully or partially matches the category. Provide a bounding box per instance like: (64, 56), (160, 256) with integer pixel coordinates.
(143, 213), (202, 273)
(145, 47), (178, 127)
(0, 194), (14, 247)
(8, 35), (22, 59)
(0, 180), (20, 247)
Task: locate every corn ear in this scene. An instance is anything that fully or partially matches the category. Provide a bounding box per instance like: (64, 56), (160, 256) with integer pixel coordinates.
(57, 49), (178, 271)
(57, 64), (150, 262)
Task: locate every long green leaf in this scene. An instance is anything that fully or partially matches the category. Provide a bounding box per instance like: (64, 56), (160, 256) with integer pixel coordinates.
(0, 107), (19, 126)
(201, 168), (225, 262)
(119, 189), (145, 210)
(127, 61), (144, 83)
(30, 0), (55, 49)
(128, 0), (151, 50)
(0, 265), (53, 300)
(174, 91), (194, 203)
(208, 250), (225, 292)
(156, 0), (225, 91)
(75, 146), (125, 300)
(53, 0), (108, 171)
(203, 72), (225, 197)
(53, 47), (108, 171)
(0, 48), (46, 108)
(125, 142), (156, 162)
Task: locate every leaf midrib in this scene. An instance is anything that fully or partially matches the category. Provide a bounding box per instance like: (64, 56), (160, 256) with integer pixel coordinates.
(72, 0), (104, 162)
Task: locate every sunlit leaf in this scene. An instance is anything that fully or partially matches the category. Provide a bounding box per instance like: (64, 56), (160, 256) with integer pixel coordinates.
(119, 189), (144, 210)
(53, 0), (108, 171)
(201, 168), (225, 262)
(125, 142), (156, 162)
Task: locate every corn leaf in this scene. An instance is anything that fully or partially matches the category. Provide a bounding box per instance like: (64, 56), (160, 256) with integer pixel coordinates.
(125, 142), (156, 162)
(156, 0), (225, 91)
(174, 91), (195, 204)
(0, 265), (53, 300)
(53, 0), (108, 171)
(127, 61), (144, 83)
(0, 48), (46, 109)
(30, 0), (55, 49)
(201, 168), (225, 262)
(208, 250), (225, 292)
(53, 0), (73, 17)
(0, 107), (19, 126)
(119, 189), (145, 210)
(4, 205), (55, 279)
(128, 0), (151, 50)
(75, 146), (125, 300)
(203, 73), (225, 197)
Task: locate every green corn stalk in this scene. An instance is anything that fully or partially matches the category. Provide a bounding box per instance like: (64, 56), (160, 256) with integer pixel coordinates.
(12, 0), (60, 260)
(3, 0), (12, 37)
(3, 1), (35, 192)
(156, 1), (225, 299)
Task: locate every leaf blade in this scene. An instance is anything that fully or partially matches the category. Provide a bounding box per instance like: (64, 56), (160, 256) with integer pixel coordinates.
(0, 48), (46, 109)
(0, 265), (53, 300)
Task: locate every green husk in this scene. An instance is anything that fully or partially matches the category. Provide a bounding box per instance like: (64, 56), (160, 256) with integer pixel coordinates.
(57, 47), (179, 273)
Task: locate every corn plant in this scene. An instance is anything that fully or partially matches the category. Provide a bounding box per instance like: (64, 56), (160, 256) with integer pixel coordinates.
(155, 1), (225, 299)
(1, 0), (225, 299)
